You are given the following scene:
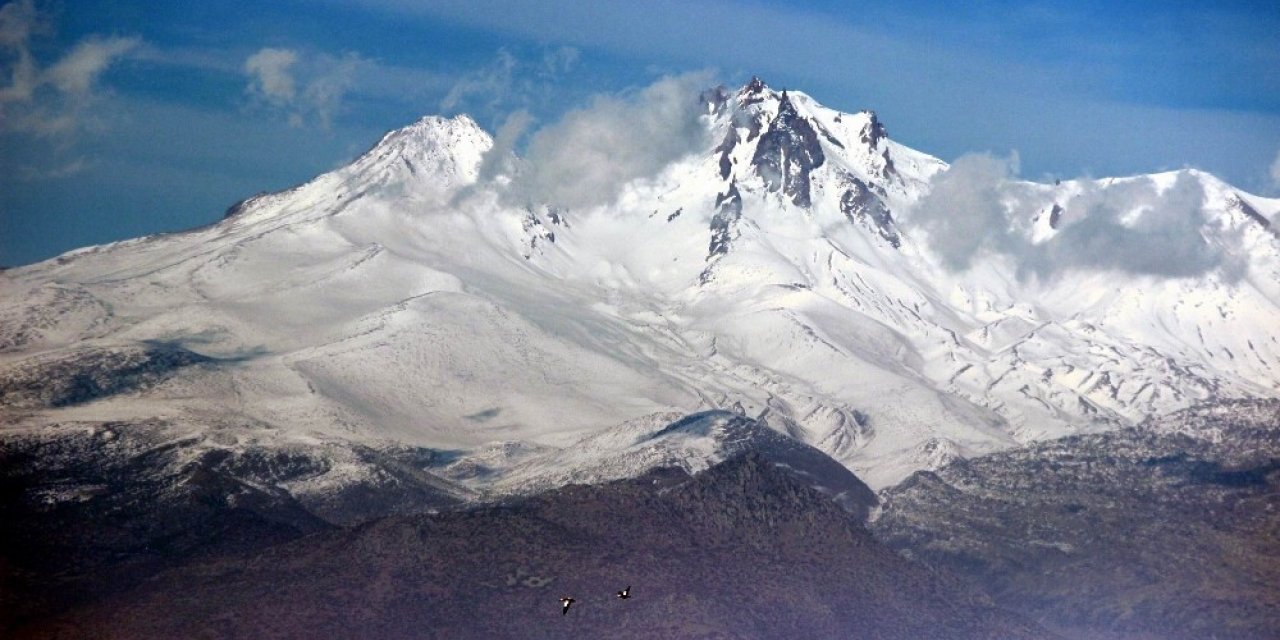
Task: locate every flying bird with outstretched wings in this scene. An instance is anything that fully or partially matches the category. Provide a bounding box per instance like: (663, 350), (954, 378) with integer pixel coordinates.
(559, 596), (576, 615)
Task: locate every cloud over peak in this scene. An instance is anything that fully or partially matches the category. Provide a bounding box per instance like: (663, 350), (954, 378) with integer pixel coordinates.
(481, 71), (714, 210)
(909, 153), (1239, 280)
(1032, 172), (1228, 279)
(907, 152), (1020, 271)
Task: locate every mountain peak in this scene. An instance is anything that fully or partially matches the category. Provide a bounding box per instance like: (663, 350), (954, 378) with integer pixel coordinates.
(221, 113), (491, 225)
(742, 75), (769, 95)
(369, 113), (489, 156)
(345, 113), (492, 191)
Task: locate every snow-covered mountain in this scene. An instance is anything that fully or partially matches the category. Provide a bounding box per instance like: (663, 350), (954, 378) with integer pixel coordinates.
(3, 77), (1279, 492)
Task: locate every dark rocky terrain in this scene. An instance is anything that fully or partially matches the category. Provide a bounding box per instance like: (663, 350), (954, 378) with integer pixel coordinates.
(0, 343), (212, 409)
(6, 382), (1274, 639)
(872, 399), (1280, 640)
(8, 454), (1052, 639)
(0, 407), (881, 637)
(0, 419), (469, 634)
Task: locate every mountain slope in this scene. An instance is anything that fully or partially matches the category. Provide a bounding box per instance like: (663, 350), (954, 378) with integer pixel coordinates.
(872, 399), (1280, 639)
(0, 411), (874, 632)
(2, 78), (1279, 491)
(12, 454), (1054, 640)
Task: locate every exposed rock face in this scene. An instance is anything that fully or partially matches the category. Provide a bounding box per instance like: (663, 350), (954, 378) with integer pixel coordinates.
(752, 91), (826, 207)
(0, 421), (331, 632)
(0, 344), (212, 409)
(699, 84), (730, 116)
(873, 399), (1280, 640)
(222, 192), (269, 219)
(1048, 203), (1064, 229)
(740, 75), (769, 106)
(1232, 195), (1271, 229)
(708, 180), (743, 260)
(1230, 194), (1278, 238)
(840, 175), (901, 248)
(714, 125), (738, 179)
(4, 76), (1280, 640)
(519, 208), (556, 258)
(859, 110), (888, 148)
(14, 454), (1053, 640)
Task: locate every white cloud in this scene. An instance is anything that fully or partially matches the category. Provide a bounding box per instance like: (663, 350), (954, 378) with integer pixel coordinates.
(18, 156), (89, 180)
(505, 71), (713, 209)
(0, 0), (137, 135)
(46, 37), (139, 96)
(907, 152), (1019, 270)
(1270, 148), (1280, 189)
(440, 48), (517, 113)
(243, 47), (367, 130)
(244, 47), (298, 106)
(0, 0), (38, 103)
(909, 154), (1233, 279)
(301, 53), (361, 129)
(475, 109), (533, 184)
(439, 46), (582, 119)
(540, 46), (579, 77)
(0, 0), (35, 46)
(1033, 172), (1227, 278)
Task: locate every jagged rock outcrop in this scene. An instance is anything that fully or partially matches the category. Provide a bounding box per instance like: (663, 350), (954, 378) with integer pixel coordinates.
(708, 180), (743, 258)
(859, 110), (887, 147)
(839, 174), (900, 247)
(752, 91), (826, 207)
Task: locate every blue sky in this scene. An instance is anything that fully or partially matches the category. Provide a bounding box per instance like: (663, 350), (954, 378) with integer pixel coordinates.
(2, 0), (1278, 266)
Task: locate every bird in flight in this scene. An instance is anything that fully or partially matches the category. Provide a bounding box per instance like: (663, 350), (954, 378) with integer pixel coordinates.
(560, 596), (576, 615)
(616, 586), (631, 600)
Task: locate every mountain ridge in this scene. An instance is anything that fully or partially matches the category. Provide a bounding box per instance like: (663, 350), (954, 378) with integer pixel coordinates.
(10, 453), (1056, 640)
(873, 398), (1280, 639)
(2, 77), (1279, 491)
